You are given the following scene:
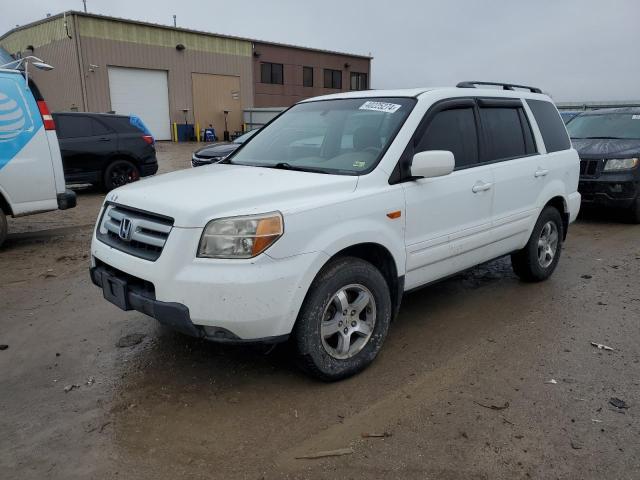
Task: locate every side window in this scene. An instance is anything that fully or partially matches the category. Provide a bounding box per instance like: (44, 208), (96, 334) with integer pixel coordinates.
(56, 115), (91, 139)
(416, 107), (479, 168)
(479, 106), (533, 161)
(526, 99), (571, 153)
(89, 118), (111, 136)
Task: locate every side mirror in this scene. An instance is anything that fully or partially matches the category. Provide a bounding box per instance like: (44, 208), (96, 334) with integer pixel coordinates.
(410, 150), (455, 179)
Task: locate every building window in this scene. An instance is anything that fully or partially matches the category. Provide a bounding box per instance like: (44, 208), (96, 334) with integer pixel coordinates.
(303, 66), (314, 87)
(350, 72), (368, 91)
(323, 69), (342, 89)
(261, 62), (283, 84)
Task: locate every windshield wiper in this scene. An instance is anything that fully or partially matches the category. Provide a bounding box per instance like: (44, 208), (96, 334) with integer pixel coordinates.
(576, 136), (627, 140)
(267, 162), (325, 173)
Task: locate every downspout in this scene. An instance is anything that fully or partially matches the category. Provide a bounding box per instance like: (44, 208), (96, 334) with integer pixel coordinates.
(70, 13), (88, 111)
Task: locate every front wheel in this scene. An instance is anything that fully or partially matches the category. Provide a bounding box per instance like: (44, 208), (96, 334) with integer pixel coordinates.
(103, 160), (140, 191)
(292, 257), (392, 381)
(511, 206), (564, 282)
(0, 209), (7, 248)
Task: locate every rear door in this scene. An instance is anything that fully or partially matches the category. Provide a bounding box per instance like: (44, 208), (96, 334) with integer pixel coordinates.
(55, 114), (116, 183)
(403, 99), (495, 289)
(480, 98), (541, 252)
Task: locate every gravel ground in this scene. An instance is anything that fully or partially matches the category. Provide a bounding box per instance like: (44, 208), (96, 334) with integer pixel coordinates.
(1, 142), (639, 479)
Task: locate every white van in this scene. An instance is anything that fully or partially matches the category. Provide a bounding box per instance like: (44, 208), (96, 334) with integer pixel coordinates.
(90, 81), (580, 380)
(0, 60), (76, 247)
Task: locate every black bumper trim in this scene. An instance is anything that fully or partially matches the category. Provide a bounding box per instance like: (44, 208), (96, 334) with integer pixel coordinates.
(57, 189), (77, 210)
(140, 162), (158, 177)
(90, 266), (201, 338)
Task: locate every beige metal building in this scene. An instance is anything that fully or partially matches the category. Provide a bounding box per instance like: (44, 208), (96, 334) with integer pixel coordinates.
(0, 11), (371, 140)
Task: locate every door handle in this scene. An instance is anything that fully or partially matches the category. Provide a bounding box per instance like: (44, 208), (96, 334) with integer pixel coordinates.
(472, 181), (493, 193)
(534, 168), (549, 177)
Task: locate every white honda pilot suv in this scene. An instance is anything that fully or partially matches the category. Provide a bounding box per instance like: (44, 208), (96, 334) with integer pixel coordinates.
(91, 81), (580, 380)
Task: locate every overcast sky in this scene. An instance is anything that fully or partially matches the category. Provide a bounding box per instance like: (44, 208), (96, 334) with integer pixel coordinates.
(2, 0), (638, 102)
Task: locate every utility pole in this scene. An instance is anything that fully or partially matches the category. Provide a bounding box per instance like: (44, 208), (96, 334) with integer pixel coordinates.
(173, 15), (177, 27)
(82, 0), (87, 13)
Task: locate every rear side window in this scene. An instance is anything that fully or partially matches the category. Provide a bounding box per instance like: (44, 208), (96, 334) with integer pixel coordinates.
(90, 119), (111, 136)
(416, 108), (479, 168)
(526, 99), (571, 153)
(56, 115), (91, 138)
(56, 115), (112, 138)
(104, 116), (144, 134)
(479, 106), (536, 161)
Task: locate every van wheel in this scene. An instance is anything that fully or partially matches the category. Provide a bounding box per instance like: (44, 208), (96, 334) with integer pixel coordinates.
(292, 257), (392, 381)
(511, 206), (563, 282)
(0, 209), (7, 248)
(103, 160), (140, 191)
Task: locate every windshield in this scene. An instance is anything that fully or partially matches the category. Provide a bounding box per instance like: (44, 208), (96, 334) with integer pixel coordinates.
(230, 97), (416, 174)
(567, 113), (640, 140)
(233, 128), (259, 144)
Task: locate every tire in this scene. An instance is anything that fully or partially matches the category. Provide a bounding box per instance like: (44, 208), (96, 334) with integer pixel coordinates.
(103, 160), (140, 192)
(511, 206), (564, 282)
(292, 257), (392, 381)
(0, 209), (7, 248)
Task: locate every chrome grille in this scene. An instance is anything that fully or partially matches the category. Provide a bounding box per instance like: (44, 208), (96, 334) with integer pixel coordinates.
(97, 204), (173, 261)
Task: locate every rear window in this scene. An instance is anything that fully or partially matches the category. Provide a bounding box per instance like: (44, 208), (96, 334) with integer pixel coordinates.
(55, 115), (112, 138)
(526, 99), (571, 153)
(102, 116), (144, 134)
(479, 106), (536, 161)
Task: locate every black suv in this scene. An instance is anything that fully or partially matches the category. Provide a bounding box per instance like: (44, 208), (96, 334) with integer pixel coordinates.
(53, 112), (158, 191)
(567, 107), (640, 222)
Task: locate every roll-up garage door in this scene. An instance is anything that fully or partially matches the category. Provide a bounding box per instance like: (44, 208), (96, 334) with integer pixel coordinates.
(108, 67), (171, 140)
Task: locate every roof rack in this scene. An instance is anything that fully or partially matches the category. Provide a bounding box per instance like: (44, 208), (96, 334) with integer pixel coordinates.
(456, 81), (542, 94)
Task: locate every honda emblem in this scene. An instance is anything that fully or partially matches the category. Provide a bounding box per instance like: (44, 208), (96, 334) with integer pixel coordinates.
(119, 217), (133, 241)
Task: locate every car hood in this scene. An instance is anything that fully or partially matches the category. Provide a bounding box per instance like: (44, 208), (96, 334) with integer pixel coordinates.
(571, 138), (640, 159)
(195, 142), (238, 159)
(106, 164), (359, 227)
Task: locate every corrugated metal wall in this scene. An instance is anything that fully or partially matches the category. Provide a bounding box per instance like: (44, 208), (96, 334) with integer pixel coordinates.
(0, 17), (69, 53)
(0, 17), (84, 113)
(79, 36), (253, 124)
(77, 16), (251, 57)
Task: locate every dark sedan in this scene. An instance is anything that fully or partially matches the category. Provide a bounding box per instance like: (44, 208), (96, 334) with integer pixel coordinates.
(191, 129), (259, 167)
(567, 107), (640, 222)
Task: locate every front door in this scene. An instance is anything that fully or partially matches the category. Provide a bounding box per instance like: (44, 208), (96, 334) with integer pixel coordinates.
(402, 100), (495, 290)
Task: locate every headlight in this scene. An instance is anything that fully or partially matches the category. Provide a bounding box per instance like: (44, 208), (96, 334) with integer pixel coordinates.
(604, 158), (638, 172)
(197, 212), (284, 259)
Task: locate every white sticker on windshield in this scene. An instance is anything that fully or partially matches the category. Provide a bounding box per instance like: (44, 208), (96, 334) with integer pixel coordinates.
(632, 115), (640, 120)
(359, 101), (402, 114)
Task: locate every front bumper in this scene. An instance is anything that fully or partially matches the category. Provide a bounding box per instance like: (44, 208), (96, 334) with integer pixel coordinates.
(140, 162), (158, 177)
(90, 225), (328, 340)
(578, 175), (639, 209)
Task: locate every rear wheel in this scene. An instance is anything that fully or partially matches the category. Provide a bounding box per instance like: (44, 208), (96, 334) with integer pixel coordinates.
(103, 160), (140, 191)
(292, 257), (392, 381)
(0, 209), (7, 248)
(511, 206), (564, 282)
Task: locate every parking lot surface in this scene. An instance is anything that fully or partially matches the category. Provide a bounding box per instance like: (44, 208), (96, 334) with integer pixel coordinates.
(1, 143), (639, 479)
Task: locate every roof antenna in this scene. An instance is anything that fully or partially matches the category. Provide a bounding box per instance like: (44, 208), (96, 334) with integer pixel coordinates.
(173, 15), (177, 27)
(82, 0), (87, 12)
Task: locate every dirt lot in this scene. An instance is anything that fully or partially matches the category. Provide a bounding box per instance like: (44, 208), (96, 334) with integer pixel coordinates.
(1, 142), (639, 479)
